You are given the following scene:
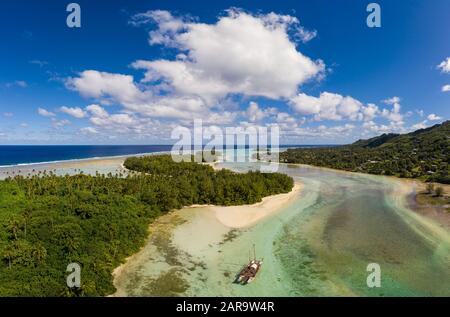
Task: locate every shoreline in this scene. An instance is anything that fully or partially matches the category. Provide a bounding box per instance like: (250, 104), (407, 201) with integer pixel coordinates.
(282, 162), (449, 227)
(213, 182), (303, 228)
(281, 161), (449, 186)
(281, 161), (450, 197)
(177, 181), (302, 229)
(0, 150), (170, 169)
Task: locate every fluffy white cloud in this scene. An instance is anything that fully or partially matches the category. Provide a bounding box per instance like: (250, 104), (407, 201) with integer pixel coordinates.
(66, 9), (327, 135)
(442, 84), (450, 92)
(199, 111), (238, 125)
(380, 97), (403, 123)
(127, 95), (209, 119)
(275, 112), (302, 132)
(276, 112), (297, 124)
(51, 118), (70, 128)
(86, 104), (109, 118)
(281, 123), (355, 139)
(319, 123), (355, 134)
(382, 96), (401, 105)
(289, 93), (321, 115)
(131, 9), (324, 102)
(68, 71), (238, 123)
(59, 106), (86, 118)
(361, 103), (379, 121)
(83, 104), (174, 138)
(90, 112), (136, 127)
(38, 107), (55, 117)
(289, 92), (364, 121)
(296, 26), (317, 43)
(410, 120), (429, 131)
(246, 102), (267, 122)
(66, 70), (146, 105)
(437, 57), (450, 73)
(427, 113), (442, 121)
(80, 127), (99, 134)
(362, 120), (404, 134)
(130, 10), (188, 46)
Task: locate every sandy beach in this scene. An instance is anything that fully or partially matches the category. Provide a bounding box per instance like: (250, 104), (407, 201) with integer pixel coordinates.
(0, 154), (148, 179)
(213, 183), (303, 228)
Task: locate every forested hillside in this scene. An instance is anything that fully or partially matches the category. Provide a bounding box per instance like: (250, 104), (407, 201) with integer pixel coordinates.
(280, 121), (449, 183)
(0, 155), (293, 296)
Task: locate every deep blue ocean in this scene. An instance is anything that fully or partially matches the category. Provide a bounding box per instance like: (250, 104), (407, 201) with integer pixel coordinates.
(0, 145), (173, 166)
(0, 145), (333, 166)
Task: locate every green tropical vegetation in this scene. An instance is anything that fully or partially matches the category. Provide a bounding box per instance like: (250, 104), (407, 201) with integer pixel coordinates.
(0, 155), (293, 296)
(280, 121), (449, 184)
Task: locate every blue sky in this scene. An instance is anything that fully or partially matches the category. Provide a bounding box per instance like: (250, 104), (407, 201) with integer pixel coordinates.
(0, 0), (448, 144)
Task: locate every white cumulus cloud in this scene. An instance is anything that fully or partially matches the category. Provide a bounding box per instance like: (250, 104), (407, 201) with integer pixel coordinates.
(59, 106), (86, 118)
(51, 118), (70, 128)
(38, 107), (55, 117)
(131, 9), (324, 102)
(66, 70), (146, 105)
(246, 102), (267, 122)
(427, 113), (442, 121)
(289, 92), (364, 121)
(80, 127), (99, 134)
(380, 97), (403, 123)
(382, 96), (401, 105)
(437, 57), (450, 73)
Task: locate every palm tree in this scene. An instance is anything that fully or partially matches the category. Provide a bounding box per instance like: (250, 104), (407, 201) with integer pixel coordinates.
(3, 248), (14, 269)
(23, 208), (32, 239)
(32, 245), (47, 265)
(8, 218), (20, 240)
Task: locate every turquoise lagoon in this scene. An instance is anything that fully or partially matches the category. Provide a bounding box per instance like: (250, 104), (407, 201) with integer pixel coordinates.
(113, 160), (450, 297)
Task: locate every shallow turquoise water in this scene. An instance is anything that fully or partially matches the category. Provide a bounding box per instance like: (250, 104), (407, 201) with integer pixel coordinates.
(114, 161), (450, 296)
(269, 165), (450, 296)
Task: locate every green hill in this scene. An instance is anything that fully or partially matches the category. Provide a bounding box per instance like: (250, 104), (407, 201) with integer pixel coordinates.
(352, 133), (399, 148)
(280, 121), (450, 183)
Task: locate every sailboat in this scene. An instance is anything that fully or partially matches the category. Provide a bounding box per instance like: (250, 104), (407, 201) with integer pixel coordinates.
(234, 244), (263, 285)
